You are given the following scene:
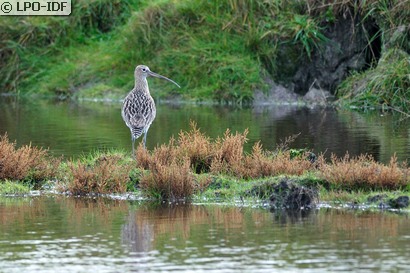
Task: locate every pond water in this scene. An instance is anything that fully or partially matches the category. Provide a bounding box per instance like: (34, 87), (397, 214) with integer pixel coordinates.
(1, 196), (409, 272)
(0, 96), (409, 163)
(2, 97), (410, 272)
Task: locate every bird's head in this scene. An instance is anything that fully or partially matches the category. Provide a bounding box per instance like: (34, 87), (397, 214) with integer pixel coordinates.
(135, 65), (180, 88)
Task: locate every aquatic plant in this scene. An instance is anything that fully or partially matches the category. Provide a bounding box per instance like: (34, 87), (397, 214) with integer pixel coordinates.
(134, 123), (410, 200)
(209, 128), (248, 176)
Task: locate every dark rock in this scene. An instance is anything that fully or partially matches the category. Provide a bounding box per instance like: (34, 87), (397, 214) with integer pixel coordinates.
(292, 16), (381, 95)
(388, 196), (409, 209)
(247, 178), (319, 210)
(253, 80), (301, 105)
(269, 178), (318, 210)
(367, 194), (387, 203)
(303, 87), (335, 105)
(378, 202), (389, 210)
(307, 152), (317, 163)
(253, 80), (337, 106)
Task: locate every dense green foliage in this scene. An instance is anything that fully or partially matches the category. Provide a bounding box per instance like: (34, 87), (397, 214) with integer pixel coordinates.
(0, 0), (409, 105)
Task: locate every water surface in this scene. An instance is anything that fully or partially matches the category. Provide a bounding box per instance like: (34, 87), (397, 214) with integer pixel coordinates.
(0, 196), (409, 272)
(0, 96), (409, 163)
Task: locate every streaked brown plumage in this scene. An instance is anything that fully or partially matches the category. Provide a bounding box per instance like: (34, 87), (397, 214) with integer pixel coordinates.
(122, 65), (180, 156)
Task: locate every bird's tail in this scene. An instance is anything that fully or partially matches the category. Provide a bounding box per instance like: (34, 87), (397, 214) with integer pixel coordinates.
(131, 127), (144, 140)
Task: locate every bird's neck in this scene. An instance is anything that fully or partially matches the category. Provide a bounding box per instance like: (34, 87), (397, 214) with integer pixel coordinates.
(134, 78), (150, 94)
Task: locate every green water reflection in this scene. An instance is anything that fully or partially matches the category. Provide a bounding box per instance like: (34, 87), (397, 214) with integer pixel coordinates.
(0, 96), (409, 163)
(0, 196), (409, 272)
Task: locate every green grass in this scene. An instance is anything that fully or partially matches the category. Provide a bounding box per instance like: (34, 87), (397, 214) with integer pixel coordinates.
(337, 48), (410, 112)
(0, 0), (340, 103)
(196, 174), (251, 202)
(0, 180), (31, 195)
(0, 0), (142, 92)
(1, 0), (409, 104)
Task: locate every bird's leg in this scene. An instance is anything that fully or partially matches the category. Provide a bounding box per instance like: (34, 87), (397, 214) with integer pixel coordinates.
(143, 131), (147, 149)
(131, 136), (136, 159)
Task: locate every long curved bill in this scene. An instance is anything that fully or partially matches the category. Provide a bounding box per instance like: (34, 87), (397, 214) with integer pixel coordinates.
(148, 71), (181, 88)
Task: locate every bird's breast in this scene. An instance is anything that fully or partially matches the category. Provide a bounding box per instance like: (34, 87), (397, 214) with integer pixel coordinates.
(122, 91), (156, 126)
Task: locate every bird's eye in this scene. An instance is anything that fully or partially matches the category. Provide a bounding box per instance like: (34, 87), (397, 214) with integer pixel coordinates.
(142, 68), (147, 72)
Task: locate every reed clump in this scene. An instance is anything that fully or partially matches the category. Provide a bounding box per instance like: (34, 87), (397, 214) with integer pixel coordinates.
(0, 134), (57, 185)
(318, 153), (409, 190)
(65, 154), (132, 195)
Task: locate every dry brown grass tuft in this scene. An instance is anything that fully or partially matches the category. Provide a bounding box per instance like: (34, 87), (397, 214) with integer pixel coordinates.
(269, 151), (315, 176)
(67, 155), (132, 195)
(136, 139), (178, 169)
(242, 147), (314, 179)
(136, 124), (315, 199)
(0, 134), (57, 183)
(136, 124), (250, 200)
(135, 142), (152, 169)
(319, 153), (409, 190)
(135, 124), (410, 198)
(177, 121), (213, 173)
(210, 128), (248, 174)
(140, 157), (194, 201)
(240, 142), (276, 178)
(136, 135), (196, 200)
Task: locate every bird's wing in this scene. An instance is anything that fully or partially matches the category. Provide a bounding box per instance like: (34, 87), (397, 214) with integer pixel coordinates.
(121, 92), (155, 129)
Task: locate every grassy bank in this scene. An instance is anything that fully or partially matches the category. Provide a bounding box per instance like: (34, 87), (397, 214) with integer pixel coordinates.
(1, 126), (409, 209)
(1, 0), (408, 107)
(337, 48), (410, 112)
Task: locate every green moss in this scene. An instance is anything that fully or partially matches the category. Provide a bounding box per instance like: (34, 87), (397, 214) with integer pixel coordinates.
(196, 175), (249, 201)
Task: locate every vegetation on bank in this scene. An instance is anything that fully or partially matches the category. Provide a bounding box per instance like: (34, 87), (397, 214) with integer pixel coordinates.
(1, 125), (409, 208)
(337, 48), (410, 112)
(1, 0), (409, 108)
